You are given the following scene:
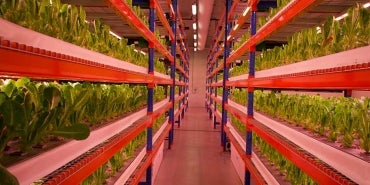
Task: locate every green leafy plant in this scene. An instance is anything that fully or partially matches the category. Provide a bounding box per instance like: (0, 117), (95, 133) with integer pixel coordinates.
(229, 114), (317, 185)
(230, 89), (370, 152)
(253, 4), (370, 71)
(0, 164), (19, 185)
(0, 0), (167, 74)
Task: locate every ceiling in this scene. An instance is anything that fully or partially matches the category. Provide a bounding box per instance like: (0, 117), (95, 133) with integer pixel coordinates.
(62, 0), (369, 57)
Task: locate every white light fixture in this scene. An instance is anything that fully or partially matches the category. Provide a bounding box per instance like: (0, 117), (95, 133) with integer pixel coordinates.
(193, 34), (197, 40)
(170, 4), (174, 14)
(194, 47), (197, 51)
(242, 7), (251, 16)
(335, 13), (348, 21)
(233, 24), (239, 30)
(192, 4), (197, 15)
(193, 22), (197, 30)
(363, 2), (370, 8)
(194, 42), (197, 47)
(109, 31), (122, 40)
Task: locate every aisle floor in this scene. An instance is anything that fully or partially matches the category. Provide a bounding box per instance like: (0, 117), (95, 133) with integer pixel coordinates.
(154, 106), (242, 185)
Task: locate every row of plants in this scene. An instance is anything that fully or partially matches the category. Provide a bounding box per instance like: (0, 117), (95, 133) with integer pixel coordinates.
(257, 0), (291, 30)
(125, 0), (168, 50)
(0, 78), (168, 159)
(232, 30), (250, 51)
(80, 113), (167, 185)
(230, 0), (290, 51)
(229, 115), (317, 185)
(255, 4), (370, 71)
(227, 87), (370, 152)
(0, 0), (167, 74)
(254, 91), (370, 152)
(229, 61), (249, 78)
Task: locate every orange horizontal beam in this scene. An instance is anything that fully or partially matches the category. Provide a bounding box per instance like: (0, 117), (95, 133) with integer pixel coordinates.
(128, 123), (171, 185)
(224, 126), (266, 185)
(228, 0), (318, 63)
(228, 0), (258, 39)
(220, 63), (370, 90)
(105, 0), (173, 63)
(153, 0), (175, 41)
(225, 101), (354, 184)
(0, 42), (170, 85)
(44, 115), (150, 184)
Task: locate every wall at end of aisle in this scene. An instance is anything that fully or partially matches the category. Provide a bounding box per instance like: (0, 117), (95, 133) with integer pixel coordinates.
(189, 50), (207, 107)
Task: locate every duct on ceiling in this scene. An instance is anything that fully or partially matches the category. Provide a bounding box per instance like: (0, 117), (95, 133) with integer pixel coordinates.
(197, 0), (215, 50)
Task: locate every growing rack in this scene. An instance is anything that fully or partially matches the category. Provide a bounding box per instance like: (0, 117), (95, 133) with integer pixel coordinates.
(206, 0), (370, 184)
(0, 0), (188, 184)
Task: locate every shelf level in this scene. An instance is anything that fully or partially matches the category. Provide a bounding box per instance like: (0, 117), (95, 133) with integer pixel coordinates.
(210, 46), (370, 90)
(105, 0), (174, 63)
(227, 0), (318, 63)
(224, 103), (354, 184)
(227, 98), (369, 184)
(41, 101), (173, 184)
(7, 99), (169, 184)
(0, 19), (175, 85)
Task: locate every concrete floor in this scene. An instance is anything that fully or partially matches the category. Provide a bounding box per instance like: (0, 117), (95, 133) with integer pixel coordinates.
(154, 104), (242, 185)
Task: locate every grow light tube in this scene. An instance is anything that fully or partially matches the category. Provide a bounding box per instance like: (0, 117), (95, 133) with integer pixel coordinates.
(335, 13), (348, 21)
(109, 31), (122, 40)
(227, 35), (232, 41)
(335, 2), (370, 21)
(242, 7), (251, 17)
(233, 24), (239, 30)
(192, 4), (197, 15)
(363, 2), (370, 8)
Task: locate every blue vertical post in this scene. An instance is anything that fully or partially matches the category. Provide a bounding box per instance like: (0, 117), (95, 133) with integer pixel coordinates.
(169, 0), (177, 149)
(181, 60), (185, 118)
(177, 60), (182, 127)
(207, 61), (210, 111)
(209, 64), (214, 119)
(221, 0), (232, 150)
(146, 1), (155, 184)
(245, 6), (257, 185)
(214, 57), (218, 129)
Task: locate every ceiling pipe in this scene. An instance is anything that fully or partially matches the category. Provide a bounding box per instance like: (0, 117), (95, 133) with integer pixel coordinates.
(197, 0), (215, 50)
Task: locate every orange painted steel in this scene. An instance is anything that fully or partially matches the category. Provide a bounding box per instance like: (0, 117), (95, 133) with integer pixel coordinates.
(104, 0), (174, 64)
(153, 0), (175, 41)
(153, 0), (187, 66)
(228, 0), (258, 40)
(218, 63), (370, 89)
(228, 0), (318, 64)
(0, 41), (173, 85)
(251, 64), (370, 90)
(208, 0), (318, 78)
(128, 123), (172, 185)
(225, 103), (354, 185)
(224, 126), (266, 185)
(42, 100), (173, 184)
(43, 117), (150, 184)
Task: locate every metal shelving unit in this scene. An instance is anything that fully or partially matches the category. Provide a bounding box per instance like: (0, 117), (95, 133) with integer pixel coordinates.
(206, 0), (370, 184)
(0, 0), (189, 184)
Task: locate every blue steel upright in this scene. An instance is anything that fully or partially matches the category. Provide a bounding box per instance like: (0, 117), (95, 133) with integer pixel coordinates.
(168, 0), (177, 149)
(245, 7), (257, 185)
(145, 1), (155, 184)
(214, 58), (218, 128)
(221, 0), (232, 150)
